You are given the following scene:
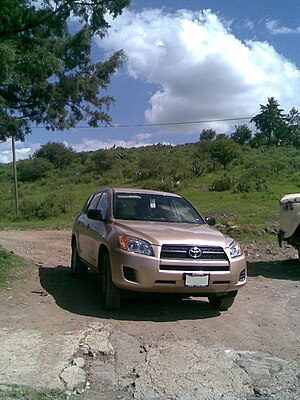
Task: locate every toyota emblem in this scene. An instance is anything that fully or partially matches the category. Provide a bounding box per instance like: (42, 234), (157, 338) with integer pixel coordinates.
(189, 246), (202, 259)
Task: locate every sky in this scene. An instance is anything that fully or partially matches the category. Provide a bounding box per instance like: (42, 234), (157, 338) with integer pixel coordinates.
(1, 0), (300, 163)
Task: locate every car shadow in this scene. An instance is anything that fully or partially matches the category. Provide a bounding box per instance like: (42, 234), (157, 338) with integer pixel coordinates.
(39, 265), (220, 321)
(247, 258), (300, 281)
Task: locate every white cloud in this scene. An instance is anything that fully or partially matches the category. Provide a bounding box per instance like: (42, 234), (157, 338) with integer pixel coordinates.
(134, 132), (153, 140)
(266, 19), (300, 35)
(0, 140), (41, 164)
(97, 8), (300, 133)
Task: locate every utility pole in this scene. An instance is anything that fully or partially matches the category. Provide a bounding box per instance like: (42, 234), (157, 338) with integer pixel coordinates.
(12, 137), (19, 217)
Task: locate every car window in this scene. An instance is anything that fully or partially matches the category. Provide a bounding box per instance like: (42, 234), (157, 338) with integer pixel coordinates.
(114, 193), (204, 224)
(172, 198), (203, 223)
(87, 193), (102, 211)
(97, 191), (109, 219)
(82, 194), (94, 214)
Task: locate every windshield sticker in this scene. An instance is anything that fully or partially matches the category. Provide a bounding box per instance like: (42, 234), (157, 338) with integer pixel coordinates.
(150, 198), (156, 208)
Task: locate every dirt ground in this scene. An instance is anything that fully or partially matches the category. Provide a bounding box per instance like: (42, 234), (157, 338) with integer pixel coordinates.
(0, 229), (299, 400)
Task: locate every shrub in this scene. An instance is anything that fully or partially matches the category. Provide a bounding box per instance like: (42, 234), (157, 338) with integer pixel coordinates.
(18, 157), (53, 182)
(33, 142), (76, 169)
(19, 193), (73, 220)
(209, 176), (232, 192)
(233, 178), (268, 193)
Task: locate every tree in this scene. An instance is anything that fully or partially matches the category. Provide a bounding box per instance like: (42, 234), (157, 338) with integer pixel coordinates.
(18, 157), (53, 182)
(0, 0), (130, 141)
(231, 124), (252, 145)
(33, 142), (76, 169)
(286, 108), (300, 147)
(250, 97), (288, 145)
(209, 138), (240, 170)
(199, 128), (216, 142)
(91, 149), (112, 172)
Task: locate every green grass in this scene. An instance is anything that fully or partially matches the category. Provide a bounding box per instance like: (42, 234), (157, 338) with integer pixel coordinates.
(0, 385), (71, 400)
(0, 244), (29, 288)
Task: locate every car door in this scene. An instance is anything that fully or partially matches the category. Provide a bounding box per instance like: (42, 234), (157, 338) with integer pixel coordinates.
(76, 192), (102, 265)
(86, 191), (110, 268)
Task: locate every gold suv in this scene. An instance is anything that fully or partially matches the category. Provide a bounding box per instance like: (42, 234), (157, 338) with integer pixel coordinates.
(71, 188), (247, 311)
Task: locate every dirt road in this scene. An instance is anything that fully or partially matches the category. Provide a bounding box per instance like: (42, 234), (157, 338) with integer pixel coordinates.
(0, 230), (299, 399)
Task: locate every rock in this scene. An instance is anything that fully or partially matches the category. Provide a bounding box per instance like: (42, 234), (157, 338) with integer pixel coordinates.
(60, 365), (87, 390)
(83, 328), (115, 356)
(72, 357), (85, 368)
(140, 344), (151, 353)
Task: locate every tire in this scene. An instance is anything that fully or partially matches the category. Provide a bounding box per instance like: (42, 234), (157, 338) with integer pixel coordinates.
(100, 253), (121, 311)
(208, 292), (236, 311)
(71, 241), (88, 279)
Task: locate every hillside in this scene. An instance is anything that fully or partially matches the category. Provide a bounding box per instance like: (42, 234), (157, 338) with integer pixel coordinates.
(0, 141), (299, 240)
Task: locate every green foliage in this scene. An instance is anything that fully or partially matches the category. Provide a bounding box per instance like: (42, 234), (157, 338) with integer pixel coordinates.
(251, 97), (289, 146)
(286, 107), (300, 147)
(234, 177), (267, 193)
(209, 176), (232, 192)
(191, 162), (205, 177)
(0, 384), (68, 400)
(199, 128), (216, 141)
(33, 142), (75, 169)
(18, 157), (53, 182)
(91, 149), (112, 173)
(19, 192), (73, 220)
(0, 244), (28, 288)
(209, 137), (241, 169)
(0, 0), (130, 141)
(231, 124), (252, 145)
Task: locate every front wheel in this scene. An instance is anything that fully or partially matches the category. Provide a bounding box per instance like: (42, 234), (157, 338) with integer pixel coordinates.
(208, 292), (237, 311)
(100, 253), (121, 311)
(71, 241), (88, 279)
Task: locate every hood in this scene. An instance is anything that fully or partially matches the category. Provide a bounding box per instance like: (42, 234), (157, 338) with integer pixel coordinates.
(113, 220), (228, 247)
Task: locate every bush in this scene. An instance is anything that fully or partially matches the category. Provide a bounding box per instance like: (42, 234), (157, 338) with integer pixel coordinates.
(18, 157), (53, 182)
(233, 179), (251, 193)
(19, 193), (73, 220)
(209, 176), (232, 192)
(33, 142), (76, 169)
(233, 178), (268, 193)
(141, 178), (181, 193)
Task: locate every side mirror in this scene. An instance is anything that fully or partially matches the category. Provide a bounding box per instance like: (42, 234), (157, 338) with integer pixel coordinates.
(87, 209), (104, 221)
(205, 216), (216, 226)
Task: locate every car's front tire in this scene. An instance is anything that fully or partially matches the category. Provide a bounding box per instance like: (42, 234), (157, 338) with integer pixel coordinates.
(100, 253), (121, 311)
(208, 292), (237, 311)
(71, 240), (88, 279)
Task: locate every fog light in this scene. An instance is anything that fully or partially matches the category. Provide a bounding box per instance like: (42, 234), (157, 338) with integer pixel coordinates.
(123, 266), (138, 283)
(239, 269), (246, 281)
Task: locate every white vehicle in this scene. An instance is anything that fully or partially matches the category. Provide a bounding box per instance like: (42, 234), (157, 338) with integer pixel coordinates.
(278, 193), (300, 257)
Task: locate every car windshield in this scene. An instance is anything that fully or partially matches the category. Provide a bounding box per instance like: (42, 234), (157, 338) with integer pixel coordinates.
(113, 193), (204, 224)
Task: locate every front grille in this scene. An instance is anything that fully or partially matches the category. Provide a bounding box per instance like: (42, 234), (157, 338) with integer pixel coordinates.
(161, 245), (228, 261)
(160, 264), (229, 272)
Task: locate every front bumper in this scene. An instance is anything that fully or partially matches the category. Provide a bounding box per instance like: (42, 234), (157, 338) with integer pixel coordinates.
(110, 248), (247, 294)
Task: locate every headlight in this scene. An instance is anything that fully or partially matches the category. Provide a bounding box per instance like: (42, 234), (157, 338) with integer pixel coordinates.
(228, 241), (243, 258)
(119, 235), (154, 256)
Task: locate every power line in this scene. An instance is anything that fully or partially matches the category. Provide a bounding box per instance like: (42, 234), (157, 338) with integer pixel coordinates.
(31, 116), (253, 129)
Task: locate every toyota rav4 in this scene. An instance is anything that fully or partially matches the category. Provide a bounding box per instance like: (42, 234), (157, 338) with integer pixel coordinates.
(71, 188), (247, 311)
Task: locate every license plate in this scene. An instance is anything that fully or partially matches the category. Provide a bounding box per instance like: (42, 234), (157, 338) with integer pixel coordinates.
(184, 273), (209, 287)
